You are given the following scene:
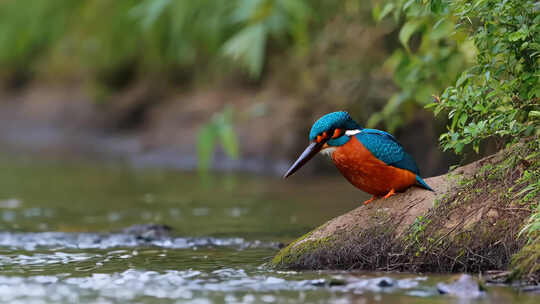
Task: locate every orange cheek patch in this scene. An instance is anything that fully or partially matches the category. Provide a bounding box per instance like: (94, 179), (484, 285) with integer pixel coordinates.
(316, 132), (329, 143)
(332, 128), (342, 139)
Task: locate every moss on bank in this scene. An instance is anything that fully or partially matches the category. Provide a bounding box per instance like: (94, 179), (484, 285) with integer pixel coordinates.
(511, 236), (540, 280)
(272, 232), (335, 268)
(272, 216), (400, 270)
(272, 143), (539, 280)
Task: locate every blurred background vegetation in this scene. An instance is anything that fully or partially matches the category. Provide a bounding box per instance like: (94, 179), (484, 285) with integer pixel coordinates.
(0, 0), (537, 177)
(0, 0), (342, 87)
(0, 0), (447, 176)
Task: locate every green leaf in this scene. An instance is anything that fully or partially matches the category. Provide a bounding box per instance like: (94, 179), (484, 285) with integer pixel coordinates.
(472, 103), (484, 112)
(458, 113), (468, 126)
(222, 23), (267, 77)
(399, 20), (421, 51)
(197, 124), (218, 173)
(403, 0), (416, 12)
(456, 73), (473, 87)
(424, 102), (438, 109)
(130, 0), (171, 29)
(432, 17), (446, 30)
(430, 0), (444, 14)
(455, 142), (464, 153)
(219, 125), (239, 159)
(529, 111), (540, 119)
(376, 3), (394, 22)
(508, 28), (528, 41)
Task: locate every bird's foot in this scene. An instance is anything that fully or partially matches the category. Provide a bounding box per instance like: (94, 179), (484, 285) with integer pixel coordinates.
(362, 196), (377, 205)
(383, 189), (396, 199)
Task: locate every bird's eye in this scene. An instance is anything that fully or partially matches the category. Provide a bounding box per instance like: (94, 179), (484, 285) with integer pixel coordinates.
(332, 128), (342, 139)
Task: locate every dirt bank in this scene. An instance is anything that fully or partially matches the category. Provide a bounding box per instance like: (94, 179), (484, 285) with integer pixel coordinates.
(271, 146), (538, 280)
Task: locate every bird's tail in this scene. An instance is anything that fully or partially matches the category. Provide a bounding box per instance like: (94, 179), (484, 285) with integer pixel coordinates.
(415, 175), (434, 192)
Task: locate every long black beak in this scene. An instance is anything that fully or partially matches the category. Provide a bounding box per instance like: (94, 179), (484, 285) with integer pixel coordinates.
(283, 141), (324, 178)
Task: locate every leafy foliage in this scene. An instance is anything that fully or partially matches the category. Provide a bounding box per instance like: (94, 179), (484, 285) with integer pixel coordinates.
(0, 0), (77, 74)
(221, 0), (311, 76)
(0, 0), (318, 83)
(427, 0), (540, 154)
(370, 0), (474, 132)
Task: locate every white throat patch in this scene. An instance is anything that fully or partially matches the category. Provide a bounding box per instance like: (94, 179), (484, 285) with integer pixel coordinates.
(320, 146), (336, 158)
(345, 129), (361, 136)
(319, 129), (360, 158)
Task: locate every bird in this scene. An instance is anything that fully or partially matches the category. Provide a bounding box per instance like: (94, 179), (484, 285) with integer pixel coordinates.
(283, 111), (433, 205)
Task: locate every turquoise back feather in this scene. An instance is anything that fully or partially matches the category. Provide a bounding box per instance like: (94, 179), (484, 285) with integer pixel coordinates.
(355, 129), (433, 191)
(355, 129), (419, 175)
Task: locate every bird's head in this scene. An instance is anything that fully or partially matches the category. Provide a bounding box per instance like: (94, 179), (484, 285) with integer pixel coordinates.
(283, 111), (361, 178)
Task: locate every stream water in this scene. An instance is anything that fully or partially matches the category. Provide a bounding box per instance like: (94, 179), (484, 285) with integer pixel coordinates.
(0, 155), (537, 303)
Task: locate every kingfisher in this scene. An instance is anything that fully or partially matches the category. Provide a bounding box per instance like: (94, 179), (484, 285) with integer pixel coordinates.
(283, 111), (433, 205)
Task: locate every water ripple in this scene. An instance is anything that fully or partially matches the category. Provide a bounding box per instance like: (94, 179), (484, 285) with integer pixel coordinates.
(0, 269), (433, 303)
(0, 252), (94, 266)
(0, 232), (278, 251)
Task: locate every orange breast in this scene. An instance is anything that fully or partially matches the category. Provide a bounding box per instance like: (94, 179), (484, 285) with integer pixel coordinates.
(331, 136), (416, 196)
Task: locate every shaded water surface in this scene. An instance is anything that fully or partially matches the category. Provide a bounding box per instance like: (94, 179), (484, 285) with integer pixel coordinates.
(0, 156), (537, 303)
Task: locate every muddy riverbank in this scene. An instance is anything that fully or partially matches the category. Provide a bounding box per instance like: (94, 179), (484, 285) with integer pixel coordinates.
(272, 146), (539, 283)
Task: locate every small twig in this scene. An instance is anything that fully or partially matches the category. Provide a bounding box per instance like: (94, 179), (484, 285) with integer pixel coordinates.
(492, 206), (531, 212)
(466, 246), (495, 265)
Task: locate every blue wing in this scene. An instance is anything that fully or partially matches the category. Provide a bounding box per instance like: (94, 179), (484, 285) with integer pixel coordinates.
(355, 129), (420, 175)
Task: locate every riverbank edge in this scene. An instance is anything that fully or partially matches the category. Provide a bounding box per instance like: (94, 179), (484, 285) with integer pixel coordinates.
(271, 145), (539, 283)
